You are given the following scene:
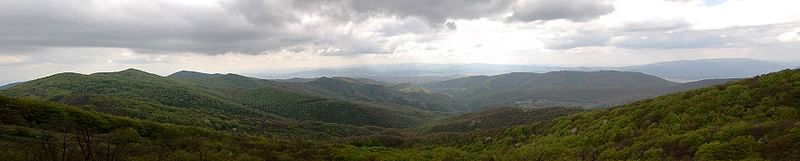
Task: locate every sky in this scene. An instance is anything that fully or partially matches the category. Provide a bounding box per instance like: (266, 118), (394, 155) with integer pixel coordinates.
(1, 0), (800, 84)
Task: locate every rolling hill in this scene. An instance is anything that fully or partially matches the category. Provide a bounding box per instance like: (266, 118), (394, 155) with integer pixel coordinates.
(289, 77), (466, 112)
(422, 71), (737, 110)
(0, 69), (431, 132)
(170, 71), (465, 112)
(0, 69), (278, 131)
(167, 71), (437, 128)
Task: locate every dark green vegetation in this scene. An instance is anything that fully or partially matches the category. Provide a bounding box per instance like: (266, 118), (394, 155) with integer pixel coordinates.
(1, 69), (431, 135)
(289, 77), (465, 112)
(422, 71), (737, 110)
(415, 107), (583, 133)
(2, 68), (799, 161)
(166, 71), (437, 127)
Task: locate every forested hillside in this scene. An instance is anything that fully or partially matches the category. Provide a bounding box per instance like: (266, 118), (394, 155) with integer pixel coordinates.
(422, 71), (736, 110)
(343, 69), (800, 160)
(1, 69), (431, 132)
(1, 69), (799, 161)
(294, 77), (466, 112)
(167, 71), (438, 127)
(170, 71), (465, 112)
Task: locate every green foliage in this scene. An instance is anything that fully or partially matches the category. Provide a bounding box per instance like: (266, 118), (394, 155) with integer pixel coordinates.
(1, 69), (431, 135)
(416, 106), (582, 133)
(167, 71), (435, 128)
(695, 136), (762, 161)
(2, 68), (800, 161)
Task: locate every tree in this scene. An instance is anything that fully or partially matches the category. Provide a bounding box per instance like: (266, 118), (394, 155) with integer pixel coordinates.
(103, 128), (141, 161)
(695, 136), (762, 161)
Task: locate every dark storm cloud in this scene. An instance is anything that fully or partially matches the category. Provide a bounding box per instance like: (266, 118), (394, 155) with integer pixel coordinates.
(510, 0), (615, 22)
(0, 0), (308, 54)
(2, 0), (513, 55)
(445, 22), (458, 30)
(289, 0), (515, 25)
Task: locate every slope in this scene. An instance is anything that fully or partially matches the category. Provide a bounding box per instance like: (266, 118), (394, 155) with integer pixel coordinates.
(484, 68), (800, 160)
(170, 71), (465, 112)
(0, 95), (380, 161)
(0, 69), (284, 131)
(415, 106), (583, 133)
(328, 68), (800, 160)
(167, 71), (433, 128)
(1, 69), (425, 131)
(295, 77), (466, 112)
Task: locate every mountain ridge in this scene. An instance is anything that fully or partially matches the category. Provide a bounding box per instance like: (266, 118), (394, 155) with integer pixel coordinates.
(422, 70), (737, 110)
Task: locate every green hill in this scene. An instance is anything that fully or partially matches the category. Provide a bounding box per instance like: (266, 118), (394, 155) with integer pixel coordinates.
(330, 68), (800, 160)
(170, 71), (465, 112)
(1, 69), (428, 132)
(0, 69), (280, 131)
(296, 77), (466, 112)
(167, 71), (434, 128)
(422, 71), (735, 110)
(476, 68), (800, 160)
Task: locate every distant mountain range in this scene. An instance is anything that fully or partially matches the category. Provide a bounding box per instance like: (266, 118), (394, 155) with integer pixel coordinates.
(170, 71), (465, 112)
(619, 58), (795, 82)
(421, 70), (739, 110)
(256, 63), (561, 84)
(256, 58), (795, 83)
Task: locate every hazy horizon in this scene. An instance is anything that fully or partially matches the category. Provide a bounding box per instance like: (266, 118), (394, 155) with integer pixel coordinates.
(1, 57), (796, 85)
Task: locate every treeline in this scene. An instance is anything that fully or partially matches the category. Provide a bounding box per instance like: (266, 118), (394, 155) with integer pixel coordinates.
(0, 96), (482, 161)
(0, 96), (319, 161)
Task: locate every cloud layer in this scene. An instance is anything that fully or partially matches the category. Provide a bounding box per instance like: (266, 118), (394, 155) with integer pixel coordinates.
(1, 0), (800, 84)
(510, 0), (615, 22)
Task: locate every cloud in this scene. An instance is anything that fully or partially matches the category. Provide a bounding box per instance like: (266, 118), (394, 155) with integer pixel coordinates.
(542, 31), (611, 49)
(540, 24), (794, 50)
(539, 18), (690, 49)
(777, 27), (800, 42)
(510, 0), (615, 22)
(618, 18), (691, 32)
(445, 21), (458, 30)
(0, 0), (295, 54)
(0, 0), (516, 56)
(293, 0), (514, 25)
(608, 24), (790, 49)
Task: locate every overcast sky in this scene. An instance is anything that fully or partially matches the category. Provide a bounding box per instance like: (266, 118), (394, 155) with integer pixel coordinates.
(1, 0), (800, 83)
